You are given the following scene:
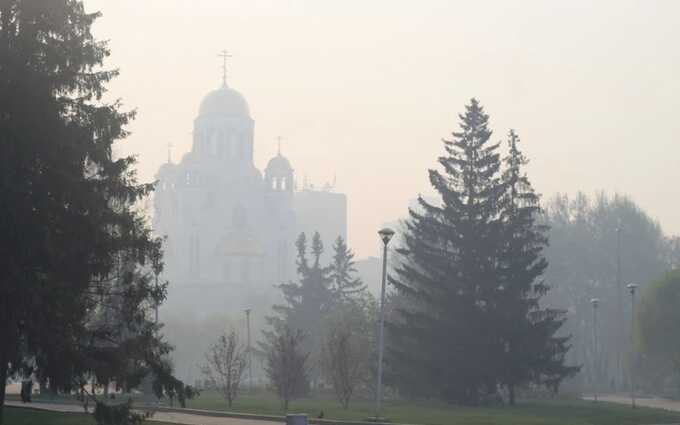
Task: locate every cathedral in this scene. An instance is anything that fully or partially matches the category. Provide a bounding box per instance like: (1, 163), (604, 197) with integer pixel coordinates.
(153, 76), (347, 314)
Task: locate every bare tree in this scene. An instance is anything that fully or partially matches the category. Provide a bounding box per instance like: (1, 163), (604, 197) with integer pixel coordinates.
(201, 329), (247, 408)
(265, 327), (309, 410)
(321, 307), (371, 409)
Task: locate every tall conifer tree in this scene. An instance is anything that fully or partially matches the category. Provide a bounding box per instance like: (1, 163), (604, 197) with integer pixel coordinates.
(266, 232), (334, 383)
(329, 236), (366, 300)
(496, 130), (577, 404)
(0, 1), (194, 421)
(390, 99), (505, 404)
(389, 103), (575, 405)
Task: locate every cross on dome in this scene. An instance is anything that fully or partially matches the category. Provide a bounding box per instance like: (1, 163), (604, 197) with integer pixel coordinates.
(167, 141), (173, 164)
(217, 50), (232, 87)
(276, 135), (283, 156)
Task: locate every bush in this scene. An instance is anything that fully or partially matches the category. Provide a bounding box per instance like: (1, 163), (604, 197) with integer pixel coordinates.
(93, 399), (150, 425)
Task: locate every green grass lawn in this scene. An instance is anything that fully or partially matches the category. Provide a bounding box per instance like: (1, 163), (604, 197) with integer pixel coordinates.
(4, 407), (96, 425)
(186, 391), (680, 425)
(8, 391), (680, 425)
(3, 406), (175, 425)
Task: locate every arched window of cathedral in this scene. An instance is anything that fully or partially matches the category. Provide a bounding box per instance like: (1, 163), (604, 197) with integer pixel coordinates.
(185, 171), (191, 186)
(241, 258), (250, 283)
(217, 131), (225, 158)
(211, 132), (218, 156)
(233, 135), (239, 158)
(281, 179), (287, 191)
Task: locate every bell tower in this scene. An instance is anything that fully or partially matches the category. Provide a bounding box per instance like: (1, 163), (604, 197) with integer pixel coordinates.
(265, 137), (294, 194)
(191, 53), (255, 172)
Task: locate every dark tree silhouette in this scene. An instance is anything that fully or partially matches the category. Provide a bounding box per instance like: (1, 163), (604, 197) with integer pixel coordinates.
(0, 1), (192, 422)
(389, 100), (575, 405)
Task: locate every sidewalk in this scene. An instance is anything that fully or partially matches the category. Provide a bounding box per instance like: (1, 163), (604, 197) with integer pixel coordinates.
(586, 394), (680, 412)
(5, 400), (282, 425)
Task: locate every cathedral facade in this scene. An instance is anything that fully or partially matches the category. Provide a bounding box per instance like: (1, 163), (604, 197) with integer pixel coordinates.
(153, 81), (346, 314)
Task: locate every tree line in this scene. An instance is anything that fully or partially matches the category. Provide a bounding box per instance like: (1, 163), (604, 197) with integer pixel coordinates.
(542, 192), (678, 393)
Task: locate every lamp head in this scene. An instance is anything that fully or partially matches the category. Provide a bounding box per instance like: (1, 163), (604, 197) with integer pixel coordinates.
(626, 283), (639, 294)
(378, 227), (395, 246)
(590, 298), (600, 307)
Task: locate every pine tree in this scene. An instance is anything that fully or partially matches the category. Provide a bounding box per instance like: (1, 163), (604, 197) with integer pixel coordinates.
(270, 233), (335, 331)
(265, 232), (334, 383)
(389, 99), (505, 404)
(329, 236), (366, 301)
(496, 130), (578, 404)
(0, 2), (192, 421)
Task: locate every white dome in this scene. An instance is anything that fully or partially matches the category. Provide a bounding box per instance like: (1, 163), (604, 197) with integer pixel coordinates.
(266, 153), (293, 175)
(198, 86), (250, 117)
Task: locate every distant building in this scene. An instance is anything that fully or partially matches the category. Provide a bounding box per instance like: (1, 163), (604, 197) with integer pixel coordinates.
(153, 79), (346, 314)
(354, 256), (381, 295)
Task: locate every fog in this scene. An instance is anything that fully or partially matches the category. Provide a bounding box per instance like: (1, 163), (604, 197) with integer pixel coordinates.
(5, 1), (680, 413)
(81, 1), (680, 387)
(87, 0), (680, 258)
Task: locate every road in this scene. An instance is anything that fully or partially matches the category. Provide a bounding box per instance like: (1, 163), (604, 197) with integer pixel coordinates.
(4, 400), (283, 425)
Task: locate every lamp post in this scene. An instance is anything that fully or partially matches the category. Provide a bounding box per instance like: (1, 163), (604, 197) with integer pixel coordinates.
(626, 283), (638, 409)
(590, 298), (600, 402)
(245, 308), (253, 392)
(375, 227), (395, 420)
(616, 225), (622, 390)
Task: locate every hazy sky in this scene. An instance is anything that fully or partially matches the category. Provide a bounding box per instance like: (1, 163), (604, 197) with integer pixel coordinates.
(86, 0), (680, 258)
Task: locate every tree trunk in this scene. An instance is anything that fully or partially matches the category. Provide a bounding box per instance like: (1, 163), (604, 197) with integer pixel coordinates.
(508, 384), (516, 406)
(0, 352), (8, 425)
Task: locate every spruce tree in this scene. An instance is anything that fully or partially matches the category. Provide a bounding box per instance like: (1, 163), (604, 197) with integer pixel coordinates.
(496, 130), (577, 404)
(266, 232), (334, 383)
(329, 236), (366, 301)
(0, 2), (192, 421)
(270, 232), (335, 332)
(389, 99), (505, 404)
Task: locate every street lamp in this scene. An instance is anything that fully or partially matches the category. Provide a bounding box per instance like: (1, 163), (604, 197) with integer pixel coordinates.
(590, 298), (600, 402)
(615, 225), (623, 390)
(245, 308), (253, 392)
(375, 227), (395, 420)
(626, 283), (639, 409)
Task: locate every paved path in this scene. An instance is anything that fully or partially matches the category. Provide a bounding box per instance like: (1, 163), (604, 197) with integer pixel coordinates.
(5, 400), (282, 425)
(586, 394), (680, 412)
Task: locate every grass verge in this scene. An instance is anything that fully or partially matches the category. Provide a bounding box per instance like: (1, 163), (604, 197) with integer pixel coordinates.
(186, 391), (680, 425)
